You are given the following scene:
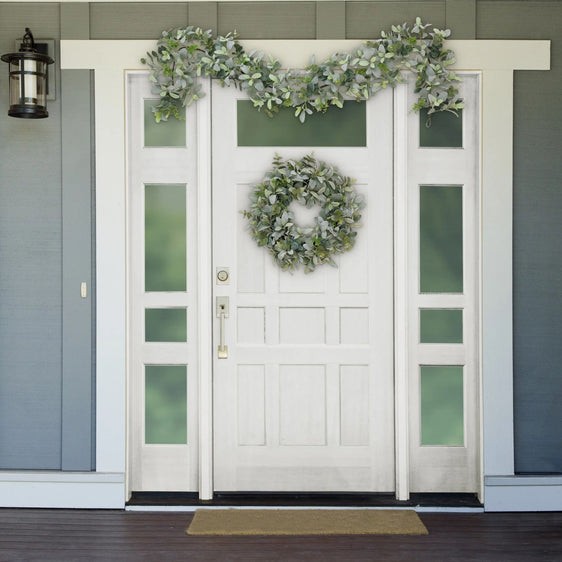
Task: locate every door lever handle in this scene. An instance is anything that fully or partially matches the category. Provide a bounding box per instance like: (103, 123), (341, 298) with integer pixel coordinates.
(216, 296), (229, 359)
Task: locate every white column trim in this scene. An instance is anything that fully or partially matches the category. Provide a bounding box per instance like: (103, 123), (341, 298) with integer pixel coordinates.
(56, 38), (550, 510)
(481, 70), (515, 477)
(93, 68), (127, 475)
(393, 83), (410, 501)
(196, 78), (214, 500)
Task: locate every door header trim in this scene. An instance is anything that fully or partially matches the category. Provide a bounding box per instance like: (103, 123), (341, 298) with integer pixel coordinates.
(61, 39), (549, 71)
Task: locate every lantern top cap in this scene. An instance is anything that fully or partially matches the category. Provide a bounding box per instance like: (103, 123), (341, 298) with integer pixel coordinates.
(1, 28), (54, 65)
(20, 28), (37, 53)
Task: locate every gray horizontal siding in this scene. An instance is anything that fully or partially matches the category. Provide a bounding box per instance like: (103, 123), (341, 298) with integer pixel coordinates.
(90, 2), (189, 39)
(445, 0), (475, 39)
(188, 2), (218, 31)
(61, 69), (95, 471)
(346, 1), (446, 39)
(317, 1), (346, 39)
(61, 3), (89, 40)
(0, 3), (62, 469)
(478, 0), (562, 473)
(218, 2), (316, 39)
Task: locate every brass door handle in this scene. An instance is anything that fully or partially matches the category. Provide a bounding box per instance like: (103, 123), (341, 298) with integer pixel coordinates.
(216, 296), (229, 359)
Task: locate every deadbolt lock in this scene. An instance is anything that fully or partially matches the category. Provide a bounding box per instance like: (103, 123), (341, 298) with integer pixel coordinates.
(216, 268), (230, 285)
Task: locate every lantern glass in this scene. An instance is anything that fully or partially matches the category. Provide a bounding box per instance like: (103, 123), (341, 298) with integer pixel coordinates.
(7, 56), (49, 117)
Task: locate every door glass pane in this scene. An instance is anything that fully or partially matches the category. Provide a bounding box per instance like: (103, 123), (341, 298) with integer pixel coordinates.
(145, 365), (187, 444)
(420, 309), (463, 343)
(421, 366), (464, 446)
(420, 185), (463, 293)
(237, 100), (366, 146)
(145, 184), (186, 292)
(145, 308), (187, 342)
(144, 99), (186, 147)
(419, 108), (463, 148)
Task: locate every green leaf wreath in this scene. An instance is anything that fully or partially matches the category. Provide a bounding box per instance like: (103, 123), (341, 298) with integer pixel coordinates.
(242, 155), (364, 273)
(141, 17), (463, 123)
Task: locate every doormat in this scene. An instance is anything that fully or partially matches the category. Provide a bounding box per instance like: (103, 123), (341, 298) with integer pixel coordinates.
(186, 509), (428, 536)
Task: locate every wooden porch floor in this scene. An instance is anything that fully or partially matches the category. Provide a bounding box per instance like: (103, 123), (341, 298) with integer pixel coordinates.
(1, 509), (561, 561)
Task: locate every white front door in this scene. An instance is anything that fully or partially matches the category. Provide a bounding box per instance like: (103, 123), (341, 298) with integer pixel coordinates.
(127, 71), (481, 496)
(211, 84), (395, 492)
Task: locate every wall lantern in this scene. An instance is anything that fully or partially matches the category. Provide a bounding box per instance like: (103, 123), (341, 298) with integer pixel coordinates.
(1, 28), (54, 119)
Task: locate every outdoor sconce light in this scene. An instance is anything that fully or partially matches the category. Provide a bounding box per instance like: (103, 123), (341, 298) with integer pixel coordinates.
(1, 28), (54, 119)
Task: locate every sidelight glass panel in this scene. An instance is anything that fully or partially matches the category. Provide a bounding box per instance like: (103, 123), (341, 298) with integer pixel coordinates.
(145, 308), (187, 342)
(420, 185), (463, 293)
(145, 365), (187, 444)
(421, 366), (464, 446)
(145, 184), (186, 292)
(144, 99), (186, 147)
(420, 309), (463, 343)
(419, 108), (463, 148)
(237, 100), (366, 146)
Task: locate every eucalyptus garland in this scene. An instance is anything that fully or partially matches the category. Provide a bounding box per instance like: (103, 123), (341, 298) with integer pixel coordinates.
(242, 155), (364, 273)
(141, 17), (463, 123)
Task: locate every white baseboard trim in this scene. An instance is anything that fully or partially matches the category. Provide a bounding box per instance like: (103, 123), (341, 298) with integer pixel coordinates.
(5, 471), (559, 511)
(0, 471), (125, 509)
(485, 475), (562, 511)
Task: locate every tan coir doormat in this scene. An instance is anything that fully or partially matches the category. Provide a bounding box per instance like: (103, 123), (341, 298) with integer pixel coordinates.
(186, 509), (428, 536)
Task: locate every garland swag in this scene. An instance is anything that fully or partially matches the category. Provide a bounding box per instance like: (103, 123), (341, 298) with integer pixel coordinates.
(141, 17), (463, 123)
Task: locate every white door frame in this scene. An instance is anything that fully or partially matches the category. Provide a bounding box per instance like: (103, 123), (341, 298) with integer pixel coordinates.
(49, 38), (553, 510)
(127, 70), (478, 500)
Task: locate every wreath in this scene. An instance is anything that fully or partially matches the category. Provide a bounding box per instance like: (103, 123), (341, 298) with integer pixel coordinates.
(242, 155), (364, 273)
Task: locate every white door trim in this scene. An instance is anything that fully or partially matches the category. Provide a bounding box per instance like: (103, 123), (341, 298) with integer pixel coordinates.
(195, 78), (214, 499)
(56, 39), (549, 509)
(393, 82), (410, 501)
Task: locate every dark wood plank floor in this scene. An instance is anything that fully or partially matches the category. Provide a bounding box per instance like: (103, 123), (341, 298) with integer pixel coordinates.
(1, 509), (561, 561)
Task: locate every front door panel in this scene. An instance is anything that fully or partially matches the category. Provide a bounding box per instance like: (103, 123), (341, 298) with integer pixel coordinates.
(211, 84), (395, 491)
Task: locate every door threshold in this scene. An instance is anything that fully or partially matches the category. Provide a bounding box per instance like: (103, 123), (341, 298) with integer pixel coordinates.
(126, 492), (483, 513)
